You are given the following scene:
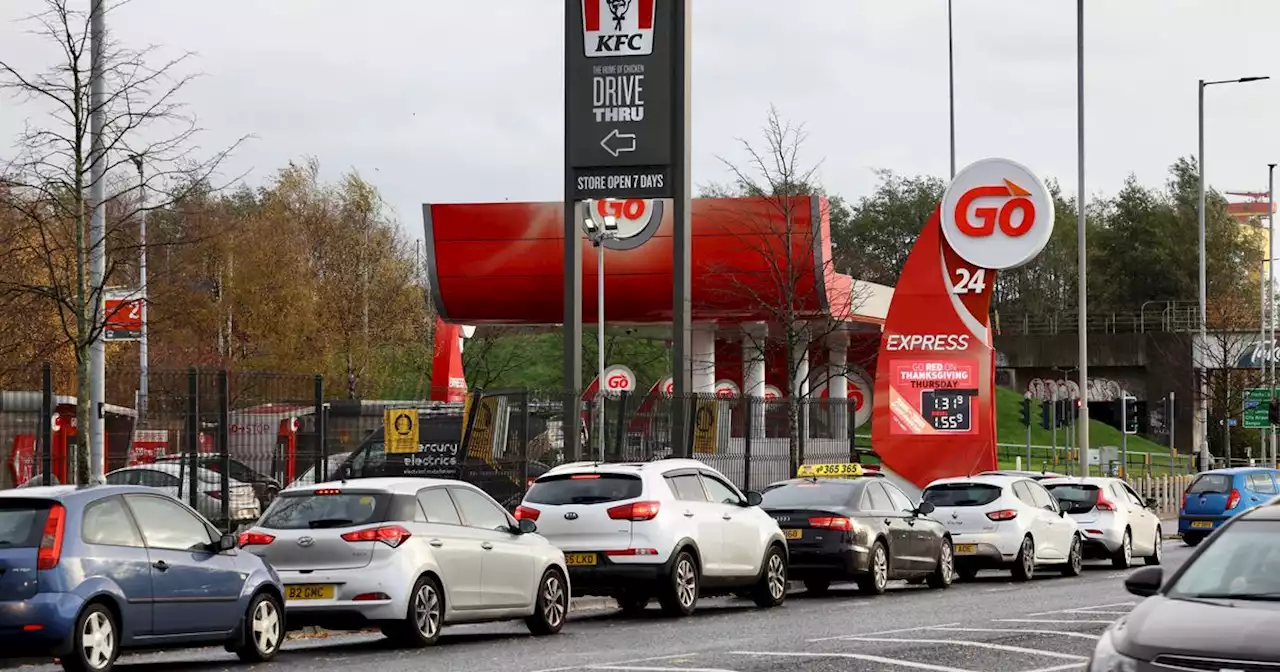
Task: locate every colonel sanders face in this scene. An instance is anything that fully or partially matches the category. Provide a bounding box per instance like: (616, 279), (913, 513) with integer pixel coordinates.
(606, 0), (632, 29)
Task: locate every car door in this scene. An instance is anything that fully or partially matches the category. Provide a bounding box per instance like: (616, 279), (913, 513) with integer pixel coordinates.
(664, 470), (726, 576)
(1011, 482), (1053, 560)
(448, 486), (536, 610)
(1026, 481), (1071, 559)
(883, 483), (931, 572)
(698, 472), (757, 575)
(124, 494), (245, 636)
(866, 482), (912, 573)
(414, 486), (484, 611)
(1117, 482), (1155, 556)
(78, 496), (154, 638)
(1245, 472), (1277, 510)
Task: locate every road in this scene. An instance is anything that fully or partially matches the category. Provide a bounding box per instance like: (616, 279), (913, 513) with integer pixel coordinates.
(10, 544), (1193, 672)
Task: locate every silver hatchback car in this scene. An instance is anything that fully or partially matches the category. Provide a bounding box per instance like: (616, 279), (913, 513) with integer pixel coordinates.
(238, 477), (569, 646)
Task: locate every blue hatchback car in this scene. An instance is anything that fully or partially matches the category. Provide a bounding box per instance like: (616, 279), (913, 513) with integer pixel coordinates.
(0, 485), (285, 672)
(1178, 467), (1280, 545)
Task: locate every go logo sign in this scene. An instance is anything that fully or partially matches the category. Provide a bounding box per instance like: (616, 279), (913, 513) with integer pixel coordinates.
(940, 158), (1056, 284)
(582, 198), (664, 250)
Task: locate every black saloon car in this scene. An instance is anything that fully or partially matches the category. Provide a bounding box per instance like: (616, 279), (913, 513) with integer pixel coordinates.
(1093, 503), (1280, 669)
(761, 464), (954, 595)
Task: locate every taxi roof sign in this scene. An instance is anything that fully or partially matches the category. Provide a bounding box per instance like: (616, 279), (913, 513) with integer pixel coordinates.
(796, 463), (864, 478)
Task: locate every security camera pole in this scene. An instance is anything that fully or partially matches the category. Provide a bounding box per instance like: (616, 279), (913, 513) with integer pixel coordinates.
(583, 205), (618, 461)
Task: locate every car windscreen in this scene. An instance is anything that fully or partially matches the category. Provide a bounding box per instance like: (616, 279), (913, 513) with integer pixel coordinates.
(524, 474), (643, 505)
(922, 483), (1002, 507)
(0, 499), (54, 548)
(760, 482), (860, 508)
(1188, 474), (1233, 495)
(1044, 484), (1100, 513)
(258, 491), (393, 530)
(1167, 520), (1280, 600)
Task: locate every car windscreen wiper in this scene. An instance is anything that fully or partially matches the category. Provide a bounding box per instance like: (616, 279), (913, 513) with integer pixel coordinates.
(1187, 591), (1280, 601)
(308, 518), (355, 529)
(1170, 594), (1235, 607)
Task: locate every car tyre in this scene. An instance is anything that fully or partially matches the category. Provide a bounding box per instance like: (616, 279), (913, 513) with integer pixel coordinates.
(233, 592), (283, 663)
(927, 539), (954, 589)
(62, 602), (118, 672)
(803, 579), (831, 595)
(1183, 533), (1203, 547)
(383, 574), (444, 647)
(1145, 530), (1163, 566)
(751, 545), (788, 608)
(1111, 529), (1133, 569)
(658, 550), (699, 617)
(856, 540), (889, 595)
(1061, 534), (1084, 577)
(616, 592), (650, 614)
(526, 568), (569, 636)
(1011, 535), (1035, 582)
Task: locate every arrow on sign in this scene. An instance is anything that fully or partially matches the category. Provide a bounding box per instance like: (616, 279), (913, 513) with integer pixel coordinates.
(600, 129), (637, 157)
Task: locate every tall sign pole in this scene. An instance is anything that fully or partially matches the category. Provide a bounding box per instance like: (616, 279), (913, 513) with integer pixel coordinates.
(88, 0), (108, 483)
(1075, 0), (1090, 454)
(565, 0), (687, 456)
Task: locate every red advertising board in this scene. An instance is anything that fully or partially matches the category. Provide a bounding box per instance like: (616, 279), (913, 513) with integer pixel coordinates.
(104, 292), (143, 341)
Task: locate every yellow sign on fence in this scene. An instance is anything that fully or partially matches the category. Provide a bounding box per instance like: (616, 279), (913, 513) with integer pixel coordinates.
(384, 409), (418, 454)
(691, 398), (719, 454)
(462, 394), (500, 458)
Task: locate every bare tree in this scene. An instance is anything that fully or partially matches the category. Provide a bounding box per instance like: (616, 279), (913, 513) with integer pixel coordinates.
(0, 0), (242, 482)
(702, 106), (869, 474)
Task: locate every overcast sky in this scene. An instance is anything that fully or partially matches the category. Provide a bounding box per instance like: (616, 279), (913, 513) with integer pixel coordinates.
(2, 0), (1279, 247)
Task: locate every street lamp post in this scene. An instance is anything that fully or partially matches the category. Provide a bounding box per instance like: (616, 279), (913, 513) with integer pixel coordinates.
(130, 155), (149, 426)
(582, 205), (618, 462)
(1270, 163), (1277, 466)
(1075, 0), (1090, 455)
(1197, 75), (1270, 469)
(947, 0), (955, 179)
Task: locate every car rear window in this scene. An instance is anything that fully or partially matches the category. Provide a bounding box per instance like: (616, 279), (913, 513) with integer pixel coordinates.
(258, 491), (393, 530)
(922, 483), (1002, 507)
(524, 474), (643, 505)
(1188, 474), (1233, 494)
(0, 499), (53, 548)
(1044, 484), (1100, 513)
(760, 482), (859, 508)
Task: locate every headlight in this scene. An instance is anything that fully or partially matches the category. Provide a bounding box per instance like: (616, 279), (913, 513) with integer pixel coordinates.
(1089, 629), (1139, 672)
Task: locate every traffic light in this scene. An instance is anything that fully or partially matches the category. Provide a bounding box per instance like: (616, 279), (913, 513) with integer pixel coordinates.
(1056, 399), (1068, 428)
(1040, 400), (1052, 430)
(1123, 397), (1139, 435)
(1073, 399), (1082, 420)
(1019, 397), (1032, 427)
(1270, 398), (1280, 426)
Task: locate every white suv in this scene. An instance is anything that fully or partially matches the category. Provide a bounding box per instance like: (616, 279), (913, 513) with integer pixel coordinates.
(921, 474), (1083, 581)
(516, 459), (789, 616)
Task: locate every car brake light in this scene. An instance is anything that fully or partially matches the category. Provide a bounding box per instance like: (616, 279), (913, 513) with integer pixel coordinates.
(315, 488), (342, 495)
(238, 532), (275, 547)
(514, 506), (541, 521)
(986, 509), (1018, 521)
(604, 548), (659, 556)
(570, 474), (600, 479)
(341, 525), (412, 548)
(808, 516), (853, 531)
(607, 501), (661, 521)
(204, 490), (223, 500)
(1227, 489), (1241, 510)
(37, 504), (66, 570)
(1094, 491), (1115, 511)
(1182, 491), (1189, 510)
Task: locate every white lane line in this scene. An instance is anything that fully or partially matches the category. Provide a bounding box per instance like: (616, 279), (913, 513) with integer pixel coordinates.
(590, 667), (733, 672)
(531, 654), (697, 672)
(1022, 664), (1087, 672)
(929, 626), (1100, 640)
(730, 651), (976, 672)
(994, 618), (1115, 625)
(842, 636), (1087, 660)
(1068, 610), (1130, 615)
(807, 622), (962, 642)
(1027, 602), (1133, 616)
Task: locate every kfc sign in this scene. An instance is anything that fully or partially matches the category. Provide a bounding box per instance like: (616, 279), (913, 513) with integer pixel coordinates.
(582, 0), (655, 58)
(713, 380), (739, 399)
(600, 364), (637, 396)
(941, 158), (1055, 271)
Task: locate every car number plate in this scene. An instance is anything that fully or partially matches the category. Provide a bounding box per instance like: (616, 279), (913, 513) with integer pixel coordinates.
(565, 553), (598, 566)
(285, 584), (335, 601)
(1190, 521), (1213, 529)
(784, 529), (803, 540)
(954, 544), (978, 555)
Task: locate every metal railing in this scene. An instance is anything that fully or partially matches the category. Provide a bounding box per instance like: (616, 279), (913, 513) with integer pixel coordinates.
(995, 301), (1205, 335)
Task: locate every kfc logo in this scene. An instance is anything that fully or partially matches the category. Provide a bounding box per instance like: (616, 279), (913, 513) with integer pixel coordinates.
(582, 0), (656, 58)
(941, 158), (1055, 271)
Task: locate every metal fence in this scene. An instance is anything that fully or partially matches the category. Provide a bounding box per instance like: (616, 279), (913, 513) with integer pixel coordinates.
(994, 301), (1204, 335)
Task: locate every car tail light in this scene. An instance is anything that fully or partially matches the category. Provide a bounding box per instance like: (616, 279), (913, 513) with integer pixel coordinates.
(1094, 491), (1115, 511)
(608, 501), (661, 521)
(37, 504), (66, 570)
(808, 516), (854, 531)
(315, 488), (342, 495)
(204, 490), (223, 500)
(238, 532), (275, 548)
(1181, 491), (1189, 510)
(1227, 489), (1241, 510)
(986, 509), (1018, 521)
(341, 525), (412, 548)
(353, 592), (390, 601)
(604, 548), (659, 556)
(514, 506), (541, 521)
(570, 474), (600, 480)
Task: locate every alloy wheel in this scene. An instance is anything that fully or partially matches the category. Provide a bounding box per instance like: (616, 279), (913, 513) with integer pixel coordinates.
(413, 582), (442, 639)
(1071, 538), (1082, 572)
(81, 610), (115, 670)
(1021, 538), (1034, 575)
(676, 558), (697, 607)
(940, 543), (953, 582)
(542, 573), (567, 628)
(874, 546), (888, 591)
(252, 598), (281, 655)
(766, 553), (786, 600)
(1123, 533), (1132, 565)
(1153, 534), (1162, 560)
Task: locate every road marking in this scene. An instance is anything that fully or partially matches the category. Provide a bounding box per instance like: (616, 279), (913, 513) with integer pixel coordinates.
(807, 622), (962, 642)
(1068, 610), (1130, 615)
(531, 655), (697, 672)
(994, 618), (1115, 625)
(842, 637), (1087, 660)
(590, 667), (734, 672)
(730, 651), (975, 672)
(929, 626), (1100, 640)
(1022, 664), (1086, 672)
(1026, 602), (1133, 616)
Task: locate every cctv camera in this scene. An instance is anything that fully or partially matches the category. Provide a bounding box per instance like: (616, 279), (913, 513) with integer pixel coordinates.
(582, 218), (599, 234)
(603, 215), (618, 232)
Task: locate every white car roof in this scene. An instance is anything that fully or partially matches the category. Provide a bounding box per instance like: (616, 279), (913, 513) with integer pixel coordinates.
(1040, 476), (1115, 486)
(110, 462), (228, 481)
(925, 474), (1029, 488)
(542, 458), (710, 477)
(287, 476), (474, 496)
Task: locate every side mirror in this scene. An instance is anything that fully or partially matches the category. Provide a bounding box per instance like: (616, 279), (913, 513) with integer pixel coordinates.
(217, 533), (236, 552)
(1146, 497), (1158, 509)
(1124, 566), (1163, 597)
(517, 518), (538, 535)
(744, 491), (763, 507)
(1059, 508), (1067, 517)
(916, 501), (935, 516)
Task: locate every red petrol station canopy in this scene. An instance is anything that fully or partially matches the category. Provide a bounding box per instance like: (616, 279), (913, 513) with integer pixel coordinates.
(422, 196), (868, 326)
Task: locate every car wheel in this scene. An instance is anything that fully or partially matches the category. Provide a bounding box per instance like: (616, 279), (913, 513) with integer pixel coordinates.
(658, 550), (699, 617)
(234, 592), (283, 662)
(61, 602), (118, 672)
(856, 540), (889, 595)
(803, 579), (831, 595)
(384, 575), (444, 647)
(1183, 533), (1203, 547)
(751, 545), (788, 608)
(927, 539), (954, 589)
(526, 568), (569, 635)
(1145, 531), (1163, 566)
(1111, 529), (1133, 569)
(1061, 535), (1083, 577)
(616, 592), (650, 614)
(1011, 535), (1035, 582)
